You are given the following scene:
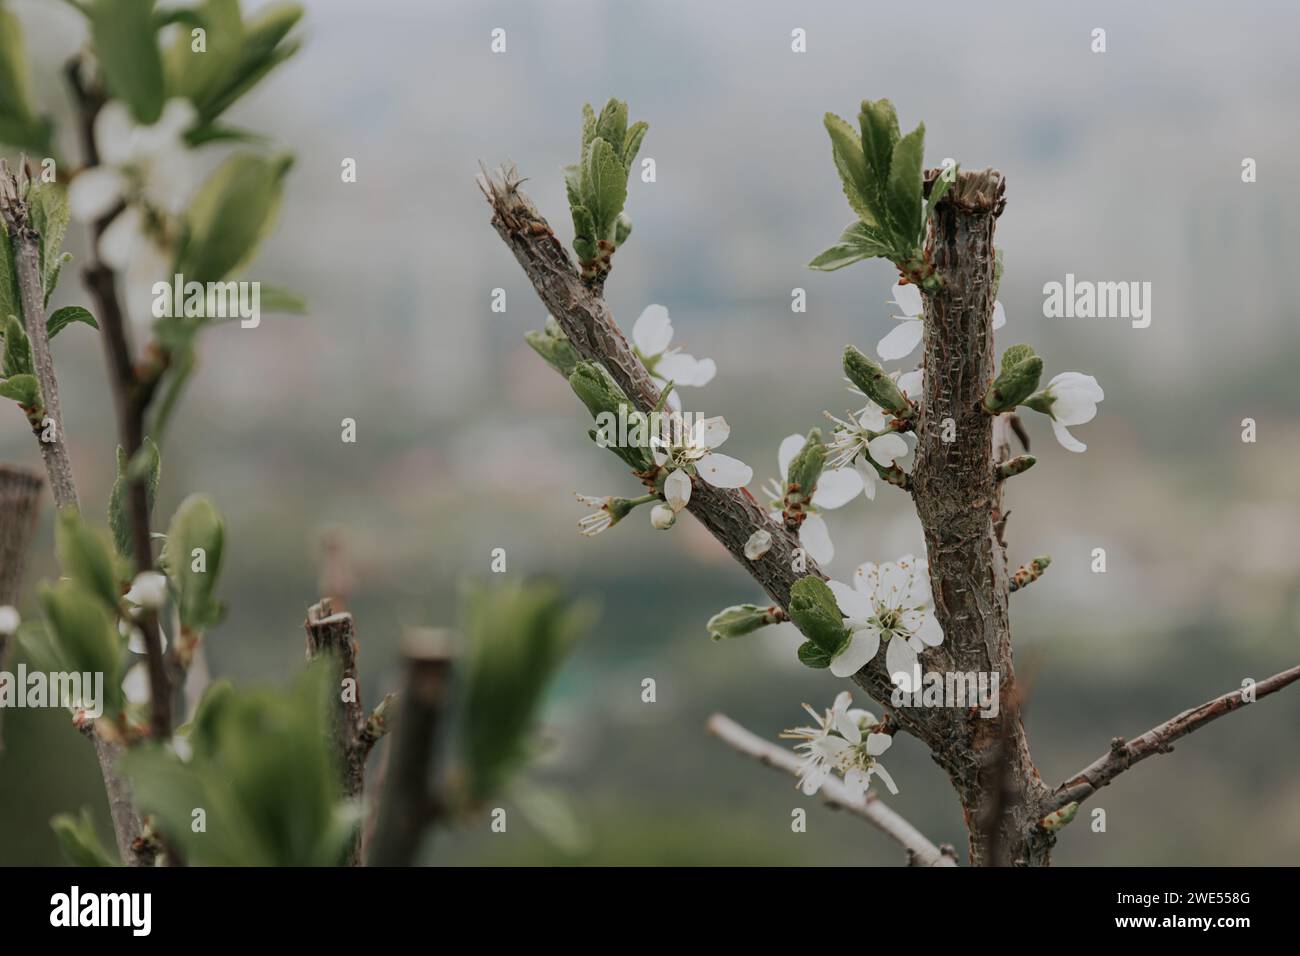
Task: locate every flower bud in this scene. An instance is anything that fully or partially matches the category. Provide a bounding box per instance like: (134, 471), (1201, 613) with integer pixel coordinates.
(843, 346), (910, 417)
(126, 571), (168, 611)
(649, 503), (677, 530)
(706, 604), (782, 641)
(785, 429), (826, 503)
(983, 353), (1042, 413)
(0, 604), (19, 636)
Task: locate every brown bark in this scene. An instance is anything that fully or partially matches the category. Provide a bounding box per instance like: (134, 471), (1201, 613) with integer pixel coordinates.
(0, 465), (44, 753)
(910, 169), (1049, 865)
(368, 627), (453, 867)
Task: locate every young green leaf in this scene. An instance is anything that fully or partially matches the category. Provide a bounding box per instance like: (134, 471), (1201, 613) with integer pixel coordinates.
(858, 99), (900, 198)
(983, 354), (1043, 413)
(583, 137), (627, 240)
(50, 808), (118, 867)
(47, 306), (99, 339)
(55, 511), (122, 611)
(808, 220), (894, 271)
(0, 373), (39, 407)
(788, 575), (850, 658)
(3, 314), (33, 377)
(593, 98), (628, 155)
(108, 440), (160, 558)
(786, 429), (826, 502)
(823, 112), (878, 227)
(886, 123), (926, 247)
(166, 493), (225, 633)
(177, 152), (293, 283)
(39, 581), (124, 715)
(0, 6), (52, 153)
(706, 604), (780, 641)
(89, 0), (166, 124)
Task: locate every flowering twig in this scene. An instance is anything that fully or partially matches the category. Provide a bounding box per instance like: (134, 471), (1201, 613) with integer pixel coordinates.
(64, 55), (171, 741)
(707, 713), (956, 866)
(1042, 663), (1300, 817)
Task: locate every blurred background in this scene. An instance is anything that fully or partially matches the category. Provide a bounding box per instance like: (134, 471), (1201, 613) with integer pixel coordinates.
(2, 0), (1298, 865)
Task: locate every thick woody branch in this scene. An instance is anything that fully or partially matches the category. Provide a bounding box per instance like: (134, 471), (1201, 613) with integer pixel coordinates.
(0, 465), (43, 752)
(479, 166), (919, 740)
(1044, 663), (1300, 817)
(368, 627), (453, 867)
(707, 713), (956, 867)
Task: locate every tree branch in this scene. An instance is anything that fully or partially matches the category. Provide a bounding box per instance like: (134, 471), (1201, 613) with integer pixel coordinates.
(0, 464), (43, 752)
(65, 54), (171, 741)
(478, 165), (924, 742)
(368, 627), (453, 867)
(1043, 663), (1300, 817)
(707, 713), (956, 867)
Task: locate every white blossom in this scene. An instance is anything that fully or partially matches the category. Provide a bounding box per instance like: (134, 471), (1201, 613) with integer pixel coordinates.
(125, 571), (168, 611)
(782, 691), (899, 797)
(651, 415), (752, 490)
(825, 554), (943, 688)
(1033, 372), (1105, 453)
(632, 305), (716, 411)
(763, 433), (863, 564)
(649, 503), (677, 529)
(0, 605), (19, 636)
(824, 405), (909, 502)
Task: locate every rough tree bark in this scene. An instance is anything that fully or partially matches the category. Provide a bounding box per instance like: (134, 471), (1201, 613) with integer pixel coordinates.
(910, 169), (1050, 865)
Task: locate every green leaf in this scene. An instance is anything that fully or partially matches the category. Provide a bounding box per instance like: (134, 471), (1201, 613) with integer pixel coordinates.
(593, 98), (629, 155)
(177, 152), (293, 283)
(579, 103), (597, 155)
(582, 137), (627, 240)
(0, 7), (52, 153)
(0, 372), (39, 407)
(797, 640), (833, 669)
(108, 440), (160, 557)
(166, 493), (225, 632)
(121, 665), (359, 866)
(460, 581), (591, 802)
(47, 306), (99, 339)
(1000, 343), (1036, 373)
(808, 220), (894, 271)
(0, 228), (19, 325)
(55, 511), (122, 611)
(256, 285), (308, 314)
(886, 123), (926, 248)
(90, 0), (166, 124)
(983, 354), (1043, 413)
(823, 112), (878, 227)
(51, 808), (118, 866)
(3, 314), (33, 378)
(787, 576), (850, 657)
(926, 164), (956, 226)
(622, 121), (648, 168)
(524, 319), (580, 378)
(28, 183), (70, 297)
(569, 361), (649, 470)
(858, 99), (900, 204)
(39, 581), (124, 715)
(706, 604), (779, 641)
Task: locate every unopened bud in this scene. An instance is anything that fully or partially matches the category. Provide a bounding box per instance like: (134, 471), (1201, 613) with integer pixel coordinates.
(649, 503), (677, 530)
(844, 346), (910, 417)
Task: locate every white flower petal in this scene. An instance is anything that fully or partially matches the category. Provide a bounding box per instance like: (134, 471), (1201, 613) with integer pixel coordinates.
(872, 762), (900, 795)
(867, 432), (908, 467)
(68, 167), (127, 223)
(664, 468), (692, 511)
(856, 402), (888, 432)
(876, 318), (925, 361)
(94, 101), (136, 166)
(827, 579), (875, 620)
(829, 626), (880, 677)
(1050, 419), (1087, 453)
(890, 281), (923, 317)
(777, 433), (805, 479)
(834, 711), (861, 745)
(696, 416), (730, 450)
(854, 458), (877, 500)
(865, 732), (892, 757)
(121, 662), (151, 705)
(992, 300), (1006, 330)
(656, 351), (714, 387)
(811, 467), (864, 510)
(98, 205), (144, 271)
(913, 611), (944, 647)
(896, 368), (923, 400)
(886, 636), (920, 690)
(798, 512), (834, 564)
(843, 768), (870, 799)
(878, 562), (909, 602)
(853, 561), (880, 596)
(633, 304), (673, 355)
(696, 453), (752, 488)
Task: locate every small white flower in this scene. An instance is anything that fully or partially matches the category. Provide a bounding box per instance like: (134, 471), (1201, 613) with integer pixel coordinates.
(1032, 372), (1104, 453)
(632, 305), (716, 411)
(824, 407), (909, 502)
(125, 571), (168, 611)
(782, 691), (899, 797)
(649, 503), (677, 530)
(67, 99), (197, 326)
(122, 661), (151, 706)
(744, 529), (773, 560)
(876, 282), (1005, 361)
(651, 415), (752, 490)
(0, 605), (19, 636)
(763, 434), (863, 564)
(825, 554), (943, 688)
(575, 493), (615, 537)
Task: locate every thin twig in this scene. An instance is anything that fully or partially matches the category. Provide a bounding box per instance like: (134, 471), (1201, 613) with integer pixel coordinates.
(707, 713), (956, 867)
(1043, 663), (1300, 816)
